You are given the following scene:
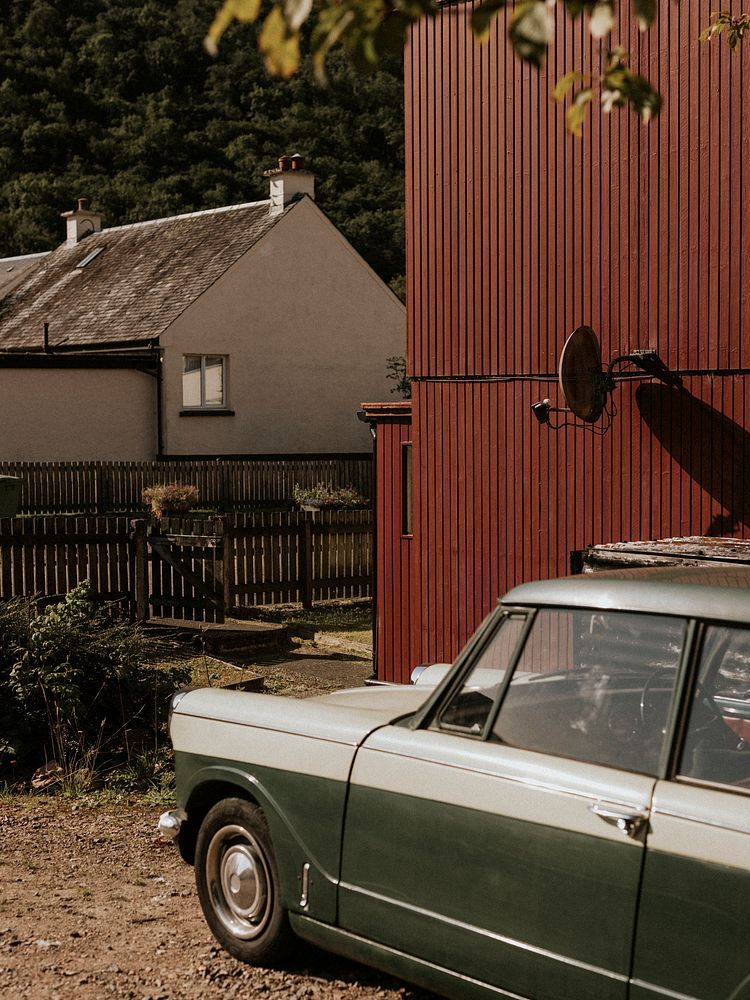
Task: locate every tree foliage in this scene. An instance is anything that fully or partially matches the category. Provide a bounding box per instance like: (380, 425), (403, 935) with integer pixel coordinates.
(0, 0), (405, 291)
(208, 0), (667, 135)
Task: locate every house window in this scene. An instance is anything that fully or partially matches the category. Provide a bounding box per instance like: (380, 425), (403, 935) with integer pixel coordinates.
(182, 355), (227, 409)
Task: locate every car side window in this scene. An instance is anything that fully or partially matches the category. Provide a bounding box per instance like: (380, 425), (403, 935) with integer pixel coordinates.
(491, 609), (687, 775)
(678, 626), (750, 791)
(437, 615), (526, 735)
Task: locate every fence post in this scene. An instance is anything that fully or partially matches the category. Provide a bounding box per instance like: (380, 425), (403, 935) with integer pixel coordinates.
(131, 519), (149, 621)
(221, 516), (233, 614)
(299, 516), (314, 609)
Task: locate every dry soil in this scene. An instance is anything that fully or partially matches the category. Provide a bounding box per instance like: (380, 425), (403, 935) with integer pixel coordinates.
(0, 646), (437, 1000)
(0, 798), (439, 1000)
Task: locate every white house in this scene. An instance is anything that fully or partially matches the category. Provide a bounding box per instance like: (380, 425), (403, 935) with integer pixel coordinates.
(0, 156), (405, 461)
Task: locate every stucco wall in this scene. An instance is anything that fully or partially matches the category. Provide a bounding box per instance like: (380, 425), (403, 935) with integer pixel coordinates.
(0, 368), (156, 460)
(160, 198), (406, 455)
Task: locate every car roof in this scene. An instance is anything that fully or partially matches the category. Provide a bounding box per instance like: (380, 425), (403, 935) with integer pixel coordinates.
(502, 564), (750, 624)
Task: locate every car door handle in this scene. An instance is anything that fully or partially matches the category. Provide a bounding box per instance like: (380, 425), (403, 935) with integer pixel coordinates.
(589, 802), (650, 838)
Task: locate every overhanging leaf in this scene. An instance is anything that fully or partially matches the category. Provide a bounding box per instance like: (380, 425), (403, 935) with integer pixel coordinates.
(603, 48), (662, 123)
(311, 4), (357, 85)
(284, 0), (313, 32)
(633, 0), (656, 31)
(259, 5), (301, 78)
(471, 0), (507, 44)
(552, 69), (585, 102)
(699, 12), (750, 48)
(566, 87), (593, 136)
(588, 2), (614, 39)
(204, 0), (263, 53)
(508, 0), (554, 67)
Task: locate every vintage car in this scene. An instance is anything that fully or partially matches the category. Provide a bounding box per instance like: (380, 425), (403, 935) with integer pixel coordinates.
(160, 564), (750, 1000)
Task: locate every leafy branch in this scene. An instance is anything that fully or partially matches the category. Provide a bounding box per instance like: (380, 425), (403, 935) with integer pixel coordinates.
(204, 0), (738, 135)
(553, 47), (662, 137)
(699, 11), (750, 50)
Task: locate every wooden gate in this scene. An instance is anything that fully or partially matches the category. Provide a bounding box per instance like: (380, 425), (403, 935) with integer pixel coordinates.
(128, 511), (373, 624)
(132, 518), (225, 623)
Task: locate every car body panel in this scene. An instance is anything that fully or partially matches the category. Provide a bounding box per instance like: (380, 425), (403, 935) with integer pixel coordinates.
(291, 914), (527, 1000)
(170, 686), (433, 923)
(340, 726), (652, 1000)
(631, 781), (750, 1000)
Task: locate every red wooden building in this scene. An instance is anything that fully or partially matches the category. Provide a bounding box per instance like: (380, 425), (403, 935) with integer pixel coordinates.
(363, 0), (750, 683)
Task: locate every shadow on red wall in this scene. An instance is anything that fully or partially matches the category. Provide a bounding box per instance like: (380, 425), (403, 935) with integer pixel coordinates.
(635, 382), (750, 537)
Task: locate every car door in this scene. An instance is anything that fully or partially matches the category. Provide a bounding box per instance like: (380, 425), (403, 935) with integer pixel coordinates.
(631, 623), (750, 1000)
(340, 607), (689, 1000)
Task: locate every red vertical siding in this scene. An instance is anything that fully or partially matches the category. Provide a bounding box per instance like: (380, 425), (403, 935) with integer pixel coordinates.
(399, 0), (750, 671)
(362, 404), (413, 682)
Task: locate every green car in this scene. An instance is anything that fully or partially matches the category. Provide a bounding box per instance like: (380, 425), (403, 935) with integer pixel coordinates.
(160, 564), (750, 1000)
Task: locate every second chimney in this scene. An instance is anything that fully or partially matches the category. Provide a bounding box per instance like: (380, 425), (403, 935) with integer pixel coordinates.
(264, 154), (315, 216)
(60, 198), (103, 247)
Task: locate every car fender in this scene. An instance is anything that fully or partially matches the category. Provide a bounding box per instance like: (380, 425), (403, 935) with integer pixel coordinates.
(179, 756), (346, 923)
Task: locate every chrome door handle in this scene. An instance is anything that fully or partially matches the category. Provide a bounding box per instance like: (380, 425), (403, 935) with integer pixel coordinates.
(589, 802), (649, 838)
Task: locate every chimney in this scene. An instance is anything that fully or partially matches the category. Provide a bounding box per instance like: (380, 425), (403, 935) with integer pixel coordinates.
(60, 198), (103, 247)
(264, 154), (315, 216)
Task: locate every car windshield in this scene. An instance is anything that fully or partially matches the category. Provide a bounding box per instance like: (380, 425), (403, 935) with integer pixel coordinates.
(439, 607), (688, 775)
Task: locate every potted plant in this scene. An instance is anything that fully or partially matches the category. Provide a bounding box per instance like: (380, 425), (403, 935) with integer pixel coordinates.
(292, 483), (368, 511)
(142, 482), (199, 521)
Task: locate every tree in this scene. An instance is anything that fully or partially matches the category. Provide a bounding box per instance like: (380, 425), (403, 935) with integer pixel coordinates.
(204, 1), (744, 136)
(0, 0), (405, 292)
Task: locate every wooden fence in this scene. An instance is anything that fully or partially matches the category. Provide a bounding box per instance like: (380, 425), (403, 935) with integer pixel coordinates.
(0, 510), (373, 618)
(0, 515), (135, 608)
(0, 457), (372, 516)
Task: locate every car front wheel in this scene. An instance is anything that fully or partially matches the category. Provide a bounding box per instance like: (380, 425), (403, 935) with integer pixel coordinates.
(194, 798), (294, 965)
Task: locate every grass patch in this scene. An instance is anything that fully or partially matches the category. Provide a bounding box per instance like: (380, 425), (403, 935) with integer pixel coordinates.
(238, 598), (372, 647)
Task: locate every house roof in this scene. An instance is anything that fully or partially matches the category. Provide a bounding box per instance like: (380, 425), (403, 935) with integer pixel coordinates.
(0, 252), (50, 301)
(0, 200), (289, 351)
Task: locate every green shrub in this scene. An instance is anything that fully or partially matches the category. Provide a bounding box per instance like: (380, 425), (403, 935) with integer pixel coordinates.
(292, 483), (368, 508)
(1, 582), (191, 771)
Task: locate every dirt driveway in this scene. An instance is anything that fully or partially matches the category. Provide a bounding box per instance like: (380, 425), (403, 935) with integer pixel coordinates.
(0, 797), (436, 1000)
(1, 645), (438, 1000)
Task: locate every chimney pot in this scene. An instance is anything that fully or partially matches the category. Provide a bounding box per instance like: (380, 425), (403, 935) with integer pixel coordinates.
(278, 156), (292, 171)
(77, 197), (90, 212)
(291, 154), (305, 170)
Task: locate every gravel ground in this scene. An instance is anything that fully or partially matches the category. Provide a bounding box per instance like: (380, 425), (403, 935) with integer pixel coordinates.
(0, 645), (438, 1000)
(0, 799), (437, 1000)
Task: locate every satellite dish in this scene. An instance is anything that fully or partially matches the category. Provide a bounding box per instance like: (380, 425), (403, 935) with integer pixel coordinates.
(532, 325), (679, 427)
(558, 325), (605, 423)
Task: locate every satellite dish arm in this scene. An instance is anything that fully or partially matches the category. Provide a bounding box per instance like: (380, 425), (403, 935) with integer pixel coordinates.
(606, 349), (681, 388)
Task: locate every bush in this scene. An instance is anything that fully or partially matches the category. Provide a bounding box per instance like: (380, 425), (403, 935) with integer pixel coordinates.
(0, 582), (191, 772)
(292, 483), (368, 508)
(142, 482), (198, 520)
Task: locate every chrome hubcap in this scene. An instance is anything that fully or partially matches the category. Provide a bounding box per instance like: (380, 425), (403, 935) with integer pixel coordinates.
(206, 824), (272, 940)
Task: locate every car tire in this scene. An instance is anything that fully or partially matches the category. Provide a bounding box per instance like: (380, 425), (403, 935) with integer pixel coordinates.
(194, 797), (294, 965)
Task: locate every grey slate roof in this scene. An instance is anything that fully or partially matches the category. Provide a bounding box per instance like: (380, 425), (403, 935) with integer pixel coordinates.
(0, 201), (288, 351)
(0, 252), (50, 301)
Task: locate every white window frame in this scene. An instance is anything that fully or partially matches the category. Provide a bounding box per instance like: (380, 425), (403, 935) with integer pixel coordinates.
(182, 354), (228, 410)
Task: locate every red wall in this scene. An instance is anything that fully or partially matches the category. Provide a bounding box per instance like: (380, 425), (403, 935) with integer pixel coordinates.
(362, 403), (415, 681)
(396, 0), (750, 675)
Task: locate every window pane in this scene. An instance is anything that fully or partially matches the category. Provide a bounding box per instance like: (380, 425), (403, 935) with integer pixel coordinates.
(678, 626), (750, 790)
(438, 615), (526, 735)
(402, 443), (413, 535)
(492, 609), (686, 774)
(182, 356), (202, 408)
(203, 356), (224, 407)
